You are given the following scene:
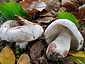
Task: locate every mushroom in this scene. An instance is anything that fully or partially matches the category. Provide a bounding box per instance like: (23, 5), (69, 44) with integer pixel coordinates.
(44, 19), (84, 60)
(0, 16), (43, 49)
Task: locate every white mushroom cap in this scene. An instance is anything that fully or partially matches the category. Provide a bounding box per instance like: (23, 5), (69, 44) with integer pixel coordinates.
(45, 19), (83, 51)
(0, 20), (43, 47)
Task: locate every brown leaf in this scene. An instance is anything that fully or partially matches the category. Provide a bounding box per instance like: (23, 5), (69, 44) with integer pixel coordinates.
(41, 24), (48, 31)
(43, 0), (60, 15)
(62, 0), (77, 12)
(0, 0), (18, 3)
(19, 0), (46, 14)
(58, 7), (66, 12)
(30, 41), (44, 63)
(62, 0), (75, 6)
(71, 12), (85, 23)
(78, 4), (85, 13)
(15, 15), (33, 25)
(38, 56), (48, 64)
(39, 11), (53, 17)
(61, 57), (74, 64)
(37, 17), (55, 23)
(17, 54), (30, 64)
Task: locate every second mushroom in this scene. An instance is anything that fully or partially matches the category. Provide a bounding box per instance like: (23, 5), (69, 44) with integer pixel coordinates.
(0, 15), (44, 49)
(44, 19), (84, 60)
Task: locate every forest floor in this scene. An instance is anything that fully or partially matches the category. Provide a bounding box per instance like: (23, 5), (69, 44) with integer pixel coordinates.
(0, 0), (85, 64)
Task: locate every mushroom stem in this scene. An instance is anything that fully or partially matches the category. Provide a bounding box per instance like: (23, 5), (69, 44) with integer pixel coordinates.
(16, 42), (28, 49)
(46, 31), (71, 58)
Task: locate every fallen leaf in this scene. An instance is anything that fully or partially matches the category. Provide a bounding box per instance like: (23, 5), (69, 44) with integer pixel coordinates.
(38, 56), (48, 64)
(58, 7), (66, 12)
(0, 2), (28, 20)
(37, 17), (55, 23)
(0, 0), (10, 3)
(43, 0), (60, 15)
(70, 56), (85, 64)
(0, 0), (18, 3)
(39, 11), (53, 17)
(62, 0), (76, 10)
(61, 57), (74, 64)
(41, 24), (48, 31)
(62, 0), (81, 11)
(0, 45), (15, 64)
(17, 54), (30, 64)
(30, 41), (44, 63)
(69, 51), (85, 57)
(19, 0), (46, 14)
(71, 12), (85, 23)
(78, 4), (85, 13)
(15, 15), (33, 25)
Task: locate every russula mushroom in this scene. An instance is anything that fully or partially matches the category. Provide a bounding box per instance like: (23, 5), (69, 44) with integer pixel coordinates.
(44, 19), (84, 60)
(0, 18), (43, 49)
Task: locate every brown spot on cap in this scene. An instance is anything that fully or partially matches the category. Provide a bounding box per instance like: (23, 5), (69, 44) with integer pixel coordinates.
(80, 42), (82, 45)
(80, 40), (83, 45)
(48, 43), (57, 53)
(63, 51), (68, 56)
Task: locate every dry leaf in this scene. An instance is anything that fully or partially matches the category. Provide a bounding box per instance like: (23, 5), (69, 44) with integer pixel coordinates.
(61, 57), (74, 64)
(19, 0), (46, 14)
(39, 11), (53, 17)
(38, 56), (48, 64)
(0, 45), (15, 64)
(69, 51), (85, 57)
(58, 7), (66, 12)
(0, 0), (18, 3)
(17, 54), (30, 64)
(15, 15), (33, 25)
(8, 0), (18, 2)
(43, 0), (60, 15)
(71, 12), (85, 23)
(37, 17), (55, 23)
(62, 0), (77, 12)
(78, 4), (85, 13)
(30, 41), (44, 63)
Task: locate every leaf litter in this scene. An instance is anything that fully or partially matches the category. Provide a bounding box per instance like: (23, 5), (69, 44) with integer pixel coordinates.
(30, 40), (44, 63)
(0, 0), (85, 64)
(18, 0), (46, 14)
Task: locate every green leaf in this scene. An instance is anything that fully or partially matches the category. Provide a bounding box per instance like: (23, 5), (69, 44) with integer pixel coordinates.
(0, 2), (28, 20)
(70, 56), (85, 64)
(83, 26), (85, 31)
(57, 12), (79, 27)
